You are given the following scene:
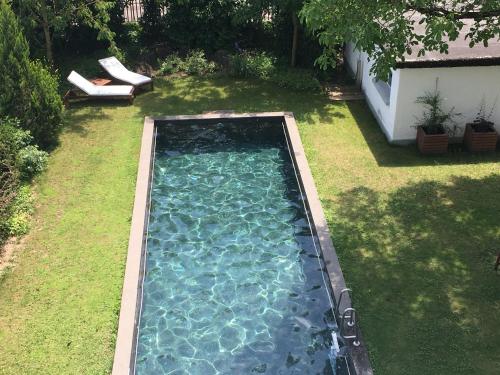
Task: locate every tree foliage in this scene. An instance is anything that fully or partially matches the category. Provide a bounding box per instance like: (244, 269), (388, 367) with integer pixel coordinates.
(21, 59), (64, 149)
(0, 0), (63, 149)
(13, 0), (121, 63)
(141, 0), (245, 51)
(0, 0), (30, 116)
(226, 0), (306, 66)
(139, 0), (320, 67)
(301, 0), (500, 79)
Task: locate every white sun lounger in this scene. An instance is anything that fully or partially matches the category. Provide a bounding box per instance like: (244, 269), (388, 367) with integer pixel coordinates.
(99, 56), (153, 90)
(64, 71), (135, 106)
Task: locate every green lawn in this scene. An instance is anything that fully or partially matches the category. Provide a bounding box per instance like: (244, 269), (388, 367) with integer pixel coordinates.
(0, 76), (499, 375)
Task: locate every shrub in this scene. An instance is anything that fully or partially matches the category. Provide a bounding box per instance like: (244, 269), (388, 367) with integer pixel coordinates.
(228, 51), (322, 92)
(269, 69), (322, 92)
(182, 50), (216, 75)
(0, 119), (21, 241)
(121, 22), (144, 61)
(0, 118), (31, 151)
(21, 60), (64, 149)
(229, 51), (276, 79)
(0, 117), (49, 179)
(0, 117), (46, 241)
(0, 157), (19, 241)
(17, 145), (48, 179)
(3, 185), (34, 237)
(0, 2), (63, 150)
(159, 53), (184, 75)
(159, 50), (216, 76)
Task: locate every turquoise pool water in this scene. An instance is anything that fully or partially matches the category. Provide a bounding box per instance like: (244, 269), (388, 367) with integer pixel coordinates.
(135, 120), (341, 374)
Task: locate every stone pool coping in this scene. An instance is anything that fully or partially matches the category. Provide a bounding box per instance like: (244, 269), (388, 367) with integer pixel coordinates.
(112, 112), (373, 375)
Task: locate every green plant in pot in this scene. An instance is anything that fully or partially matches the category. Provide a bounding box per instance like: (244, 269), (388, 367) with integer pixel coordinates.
(414, 82), (461, 155)
(464, 98), (498, 152)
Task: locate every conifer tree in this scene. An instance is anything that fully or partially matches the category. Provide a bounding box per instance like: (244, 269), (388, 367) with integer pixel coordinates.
(0, 0), (30, 117)
(0, 0), (63, 149)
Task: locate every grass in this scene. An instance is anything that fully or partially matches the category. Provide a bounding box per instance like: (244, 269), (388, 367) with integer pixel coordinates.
(0, 75), (499, 375)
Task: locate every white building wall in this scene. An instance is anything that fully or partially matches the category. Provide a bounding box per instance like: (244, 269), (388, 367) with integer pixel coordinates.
(344, 42), (361, 76)
(394, 66), (500, 142)
(344, 43), (400, 142)
(345, 43), (500, 144)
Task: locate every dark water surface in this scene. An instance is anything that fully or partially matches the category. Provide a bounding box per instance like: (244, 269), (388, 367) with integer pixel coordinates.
(135, 121), (337, 375)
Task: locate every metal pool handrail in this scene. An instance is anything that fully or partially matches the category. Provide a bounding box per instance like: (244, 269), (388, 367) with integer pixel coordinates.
(340, 308), (361, 347)
(335, 288), (353, 321)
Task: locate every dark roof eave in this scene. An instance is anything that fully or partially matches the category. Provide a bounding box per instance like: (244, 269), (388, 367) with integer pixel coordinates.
(395, 57), (500, 69)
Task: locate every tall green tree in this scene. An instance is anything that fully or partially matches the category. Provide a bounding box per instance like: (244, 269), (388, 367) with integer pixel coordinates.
(0, 0), (30, 117)
(0, 0), (63, 149)
(301, 0), (500, 79)
(14, 0), (120, 64)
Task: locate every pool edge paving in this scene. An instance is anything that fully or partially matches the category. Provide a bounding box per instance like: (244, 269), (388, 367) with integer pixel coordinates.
(112, 112), (373, 375)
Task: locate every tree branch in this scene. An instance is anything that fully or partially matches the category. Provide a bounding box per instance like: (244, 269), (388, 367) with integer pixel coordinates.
(407, 3), (500, 20)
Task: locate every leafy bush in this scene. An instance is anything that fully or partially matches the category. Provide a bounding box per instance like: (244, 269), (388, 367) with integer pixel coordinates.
(229, 52), (276, 79)
(0, 118), (30, 151)
(0, 118), (47, 241)
(183, 50), (217, 75)
(3, 185), (34, 237)
(0, 158), (19, 241)
(0, 118), (48, 179)
(20, 60), (64, 149)
(159, 53), (184, 75)
(0, 2), (63, 150)
(228, 52), (321, 92)
(0, 119), (21, 241)
(159, 50), (216, 76)
(17, 145), (48, 179)
(135, 0), (324, 68)
(269, 69), (322, 92)
(120, 22), (144, 61)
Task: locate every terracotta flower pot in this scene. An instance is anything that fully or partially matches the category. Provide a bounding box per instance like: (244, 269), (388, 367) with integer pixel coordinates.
(416, 126), (449, 154)
(464, 122), (498, 152)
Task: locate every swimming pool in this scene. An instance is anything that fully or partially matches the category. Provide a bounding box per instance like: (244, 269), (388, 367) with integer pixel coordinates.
(112, 113), (371, 375)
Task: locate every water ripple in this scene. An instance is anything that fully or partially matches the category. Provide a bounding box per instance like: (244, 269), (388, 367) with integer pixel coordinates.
(136, 122), (336, 375)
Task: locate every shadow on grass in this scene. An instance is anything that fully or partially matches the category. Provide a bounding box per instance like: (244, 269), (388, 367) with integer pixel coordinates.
(56, 50), (111, 93)
(346, 101), (500, 167)
(325, 174), (500, 374)
(134, 76), (347, 124)
(62, 102), (124, 137)
(63, 74), (500, 170)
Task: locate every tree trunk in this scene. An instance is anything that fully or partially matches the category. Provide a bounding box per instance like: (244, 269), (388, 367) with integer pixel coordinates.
(39, 2), (53, 64)
(291, 12), (299, 67)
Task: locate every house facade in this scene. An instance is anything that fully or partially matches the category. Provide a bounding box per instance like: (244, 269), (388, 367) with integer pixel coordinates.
(345, 38), (500, 144)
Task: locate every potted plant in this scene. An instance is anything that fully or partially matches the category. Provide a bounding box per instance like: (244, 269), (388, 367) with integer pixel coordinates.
(414, 83), (461, 155)
(464, 99), (498, 152)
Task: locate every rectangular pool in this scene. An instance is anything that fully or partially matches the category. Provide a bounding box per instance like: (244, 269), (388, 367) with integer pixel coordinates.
(112, 113), (371, 375)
